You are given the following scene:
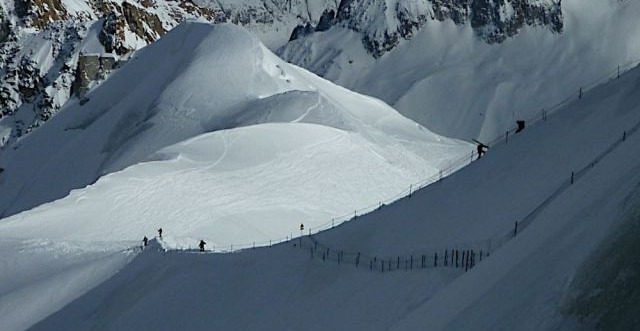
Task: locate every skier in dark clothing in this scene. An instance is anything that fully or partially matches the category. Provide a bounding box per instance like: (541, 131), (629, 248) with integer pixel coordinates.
(143, 236), (148, 247)
(473, 139), (489, 160)
(199, 240), (206, 252)
(158, 228), (163, 238)
(516, 120), (526, 133)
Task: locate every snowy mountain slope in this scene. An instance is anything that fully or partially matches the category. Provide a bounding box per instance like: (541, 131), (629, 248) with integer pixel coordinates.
(198, 0), (339, 49)
(279, 0), (640, 141)
(0, 239), (135, 331)
(317, 0), (562, 58)
(0, 21), (470, 244)
(0, 0), (219, 146)
(0, 0), (338, 147)
(20, 61), (640, 331)
(0, 0), (568, 148)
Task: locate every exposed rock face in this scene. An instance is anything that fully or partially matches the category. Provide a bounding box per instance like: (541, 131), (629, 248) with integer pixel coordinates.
(98, 2), (164, 55)
(344, 0), (562, 57)
(290, 0), (563, 58)
(289, 22), (314, 41)
(0, 0), (225, 144)
(315, 9), (337, 32)
(0, 0), (337, 145)
(0, 9), (10, 43)
(71, 55), (119, 96)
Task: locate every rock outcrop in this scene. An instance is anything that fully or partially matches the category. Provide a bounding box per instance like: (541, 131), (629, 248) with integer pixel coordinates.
(0, 0), (337, 145)
(290, 0), (563, 58)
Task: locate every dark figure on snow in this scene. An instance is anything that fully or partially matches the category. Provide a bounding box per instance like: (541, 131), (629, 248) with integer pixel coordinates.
(516, 120), (526, 133)
(158, 228), (163, 238)
(474, 140), (489, 160)
(143, 236), (148, 247)
(199, 240), (206, 252)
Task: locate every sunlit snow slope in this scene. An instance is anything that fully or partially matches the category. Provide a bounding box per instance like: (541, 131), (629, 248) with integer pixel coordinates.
(25, 58), (640, 331)
(0, 21), (470, 248)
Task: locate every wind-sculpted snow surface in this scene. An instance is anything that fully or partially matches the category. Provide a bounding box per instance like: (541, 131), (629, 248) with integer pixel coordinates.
(0, 22), (470, 246)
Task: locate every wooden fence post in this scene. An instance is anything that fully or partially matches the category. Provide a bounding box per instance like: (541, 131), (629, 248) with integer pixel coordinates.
(462, 251), (466, 269)
(466, 250), (471, 270)
(356, 252), (360, 268)
(434, 253), (437, 267)
(444, 250), (448, 267)
(571, 171), (575, 184)
(514, 222), (518, 237)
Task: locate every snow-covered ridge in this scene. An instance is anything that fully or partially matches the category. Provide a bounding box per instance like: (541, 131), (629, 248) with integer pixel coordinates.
(0, 0), (338, 147)
(0, 0), (220, 146)
(0, 21), (470, 247)
(0, 0), (565, 147)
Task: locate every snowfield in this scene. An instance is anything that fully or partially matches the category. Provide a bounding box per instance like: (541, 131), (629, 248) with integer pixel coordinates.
(0, 21), (470, 247)
(16, 54), (640, 331)
(2, 4), (640, 330)
(0, 21), (471, 331)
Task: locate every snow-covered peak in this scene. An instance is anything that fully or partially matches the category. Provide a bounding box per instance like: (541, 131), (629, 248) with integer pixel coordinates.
(0, 0), (338, 148)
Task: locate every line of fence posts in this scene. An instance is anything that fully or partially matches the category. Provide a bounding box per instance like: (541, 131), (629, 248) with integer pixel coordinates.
(212, 59), (640, 271)
(299, 229), (506, 274)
